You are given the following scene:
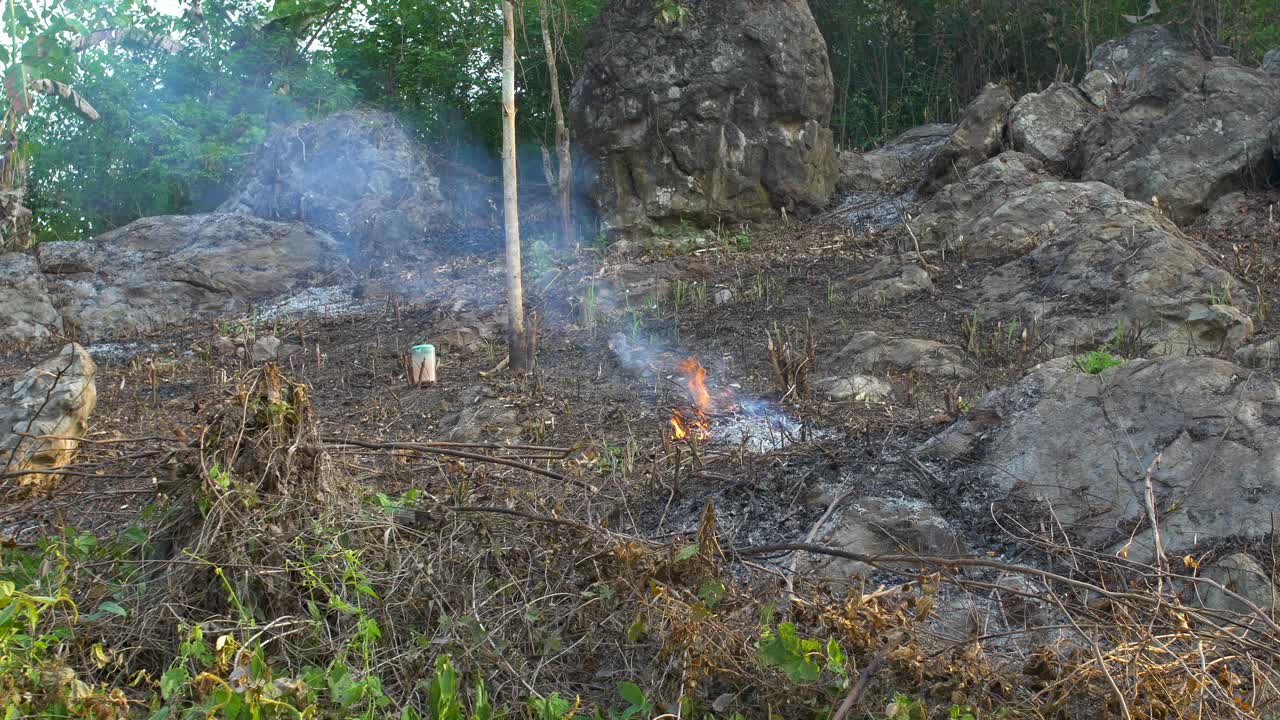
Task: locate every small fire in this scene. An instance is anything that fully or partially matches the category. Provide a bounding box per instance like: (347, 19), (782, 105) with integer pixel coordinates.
(676, 357), (713, 413)
(670, 412), (688, 440)
(669, 407), (709, 443)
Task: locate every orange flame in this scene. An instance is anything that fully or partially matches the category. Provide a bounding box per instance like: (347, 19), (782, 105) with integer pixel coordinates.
(676, 357), (713, 413)
(670, 413), (688, 440)
(669, 407), (709, 443)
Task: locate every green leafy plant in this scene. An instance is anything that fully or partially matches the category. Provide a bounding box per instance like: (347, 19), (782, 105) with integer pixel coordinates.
(756, 623), (845, 684)
(885, 694), (927, 720)
(654, 0), (690, 24)
(528, 692), (574, 720)
(1076, 348), (1124, 374)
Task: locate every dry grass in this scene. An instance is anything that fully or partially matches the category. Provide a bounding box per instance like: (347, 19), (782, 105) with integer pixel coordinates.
(4, 360), (1275, 719)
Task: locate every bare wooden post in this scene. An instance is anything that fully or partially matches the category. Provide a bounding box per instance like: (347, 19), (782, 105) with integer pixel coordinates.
(502, 0), (528, 372)
(539, 0), (574, 247)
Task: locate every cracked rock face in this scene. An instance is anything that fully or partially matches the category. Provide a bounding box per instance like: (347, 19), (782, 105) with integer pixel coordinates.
(918, 356), (1280, 558)
(1008, 81), (1094, 174)
(36, 214), (343, 341)
(0, 253), (61, 344)
(919, 83), (1014, 195)
(913, 153), (1247, 353)
(0, 343), (96, 489)
(1079, 26), (1280, 223)
(570, 0), (836, 234)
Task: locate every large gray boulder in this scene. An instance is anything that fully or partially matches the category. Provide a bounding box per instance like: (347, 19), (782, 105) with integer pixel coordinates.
(837, 123), (953, 193)
(1008, 82), (1094, 174)
(570, 0), (836, 234)
(918, 356), (1280, 557)
(0, 253), (62, 344)
(220, 111), (453, 265)
(39, 214), (343, 341)
(919, 84), (1014, 195)
(1080, 26), (1280, 223)
(913, 153), (1247, 353)
(0, 343), (96, 488)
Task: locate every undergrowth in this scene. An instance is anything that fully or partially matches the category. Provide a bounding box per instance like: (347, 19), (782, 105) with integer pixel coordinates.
(2, 363), (1277, 719)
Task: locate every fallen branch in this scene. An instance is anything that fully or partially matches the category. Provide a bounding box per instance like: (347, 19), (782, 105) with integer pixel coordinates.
(320, 436), (595, 490)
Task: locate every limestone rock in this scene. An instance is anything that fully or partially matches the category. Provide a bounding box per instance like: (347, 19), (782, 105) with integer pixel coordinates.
(914, 154), (1244, 353)
(807, 496), (966, 578)
(917, 356), (1280, 556)
(819, 375), (891, 403)
(1192, 553), (1276, 617)
(1008, 82), (1094, 174)
(920, 84), (1014, 195)
(845, 257), (933, 306)
(0, 252), (61, 344)
(252, 336), (283, 363)
(38, 214), (343, 342)
(833, 331), (972, 379)
(1263, 48), (1280, 75)
(914, 152), (1050, 254)
(1182, 304), (1253, 350)
(1080, 26), (1280, 223)
(1234, 338), (1280, 368)
(1200, 191), (1277, 236)
(220, 110), (453, 265)
(1079, 69), (1118, 107)
(570, 0), (836, 234)
(0, 344), (96, 488)
(837, 123), (952, 193)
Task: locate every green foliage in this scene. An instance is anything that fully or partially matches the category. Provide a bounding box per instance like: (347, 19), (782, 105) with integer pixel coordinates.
(25, 0), (358, 241)
(812, 0), (1280, 149)
(654, 0), (690, 25)
(1076, 348), (1124, 374)
(886, 693), (927, 720)
(528, 692), (573, 720)
(756, 622), (846, 684)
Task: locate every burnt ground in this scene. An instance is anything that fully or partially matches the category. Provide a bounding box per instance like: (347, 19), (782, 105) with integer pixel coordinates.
(2, 191), (1279, 718)
(4, 189), (1279, 562)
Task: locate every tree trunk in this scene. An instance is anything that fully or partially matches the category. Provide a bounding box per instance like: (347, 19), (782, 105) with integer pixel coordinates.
(538, 0), (574, 247)
(502, 0), (528, 371)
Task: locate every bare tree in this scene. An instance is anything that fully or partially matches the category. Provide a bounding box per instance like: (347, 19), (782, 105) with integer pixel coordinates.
(502, 0), (529, 371)
(538, 0), (573, 246)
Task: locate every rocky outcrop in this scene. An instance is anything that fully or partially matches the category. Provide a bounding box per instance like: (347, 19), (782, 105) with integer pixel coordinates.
(1008, 82), (1094, 174)
(918, 355), (1280, 558)
(837, 123), (953, 193)
(920, 84), (1013, 195)
(832, 331), (972, 379)
(0, 253), (62, 344)
(220, 111), (453, 265)
(1079, 69), (1118, 108)
(39, 214), (343, 341)
(0, 344), (96, 488)
(1080, 26), (1280, 223)
(914, 153), (1247, 353)
(570, 0), (836, 234)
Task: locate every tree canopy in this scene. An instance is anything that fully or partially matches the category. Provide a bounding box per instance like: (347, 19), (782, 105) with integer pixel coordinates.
(4, 0), (1276, 243)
